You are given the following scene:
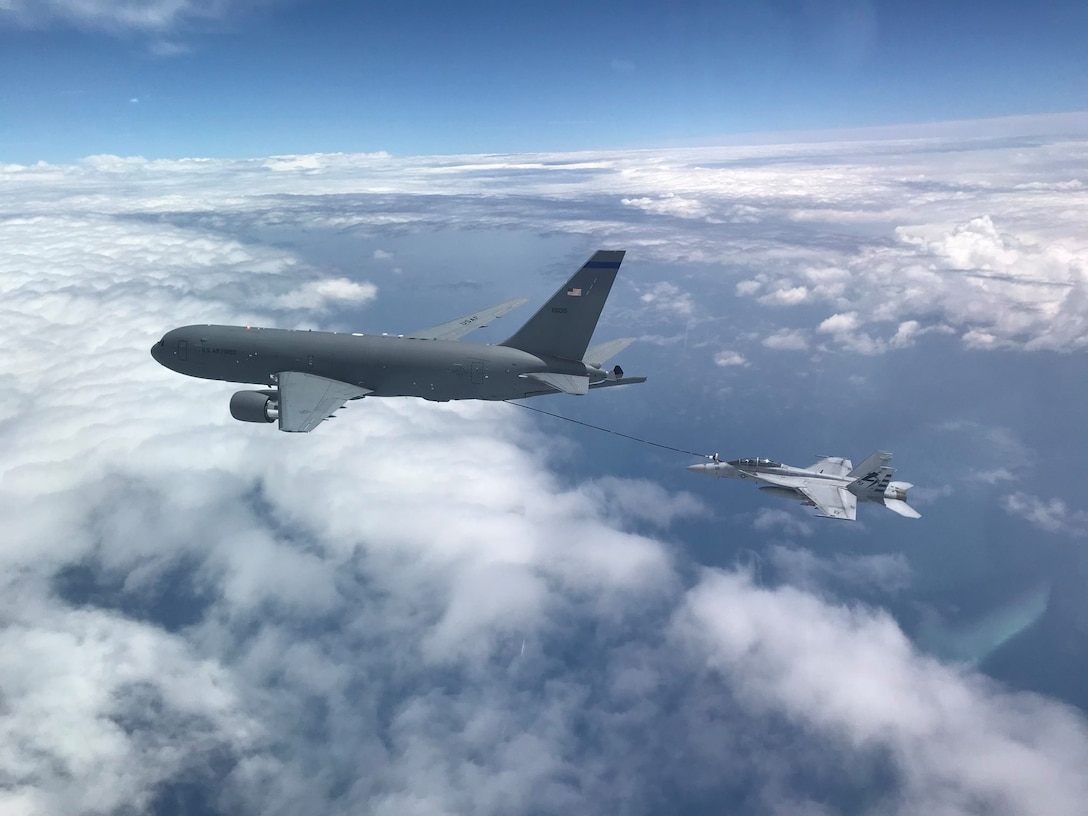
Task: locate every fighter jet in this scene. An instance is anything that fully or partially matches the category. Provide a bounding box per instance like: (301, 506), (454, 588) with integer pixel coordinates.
(687, 451), (920, 520)
(151, 250), (645, 432)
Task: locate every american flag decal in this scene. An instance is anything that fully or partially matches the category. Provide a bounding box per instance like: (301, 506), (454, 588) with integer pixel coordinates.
(566, 287), (582, 297)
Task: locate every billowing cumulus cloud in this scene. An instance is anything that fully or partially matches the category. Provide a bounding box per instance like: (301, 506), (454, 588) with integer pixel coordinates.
(758, 284), (809, 306)
(638, 281), (695, 317)
(678, 572), (1088, 816)
(3, 131), (1088, 814)
(713, 350), (748, 367)
(1003, 493), (1088, 537)
(762, 328), (809, 350)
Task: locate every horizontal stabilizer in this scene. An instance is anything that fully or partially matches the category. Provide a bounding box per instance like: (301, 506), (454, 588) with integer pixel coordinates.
(521, 372), (590, 395)
(584, 338), (635, 367)
(589, 376), (647, 390)
(884, 499), (921, 519)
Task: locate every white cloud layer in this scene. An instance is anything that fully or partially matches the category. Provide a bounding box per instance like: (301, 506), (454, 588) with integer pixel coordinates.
(3, 131), (1088, 813)
(4, 122), (1087, 354)
(269, 277), (378, 311)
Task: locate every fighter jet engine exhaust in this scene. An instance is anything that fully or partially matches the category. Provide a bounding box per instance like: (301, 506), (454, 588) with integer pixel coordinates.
(229, 390), (279, 424)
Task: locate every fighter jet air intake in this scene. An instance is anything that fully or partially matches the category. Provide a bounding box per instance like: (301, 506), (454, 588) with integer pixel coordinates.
(687, 452), (920, 521)
(151, 250), (646, 432)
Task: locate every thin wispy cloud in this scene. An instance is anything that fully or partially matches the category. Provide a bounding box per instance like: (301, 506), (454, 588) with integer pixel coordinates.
(0, 0), (262, 33)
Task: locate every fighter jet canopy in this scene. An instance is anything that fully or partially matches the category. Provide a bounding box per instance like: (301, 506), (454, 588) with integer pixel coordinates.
(728, 457), (782, 467)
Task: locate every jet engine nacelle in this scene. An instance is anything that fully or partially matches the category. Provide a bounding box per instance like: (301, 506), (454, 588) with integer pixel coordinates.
(587, 364), (625, 383)
(230, 390), (279, 424)
(884, 481), (913, 501)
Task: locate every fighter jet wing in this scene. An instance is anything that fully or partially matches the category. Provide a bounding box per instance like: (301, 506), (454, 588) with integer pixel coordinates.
(800, 483), (857, 520)
(757, 473), (858, 520)
(408, 297), (528, 341)
(276, 371), (371, 433)
(807, 456), (853, 477)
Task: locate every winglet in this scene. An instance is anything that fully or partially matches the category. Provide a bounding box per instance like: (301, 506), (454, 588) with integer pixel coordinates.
(885, 499), (921, 518)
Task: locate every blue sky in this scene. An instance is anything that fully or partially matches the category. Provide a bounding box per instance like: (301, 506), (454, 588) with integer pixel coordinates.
(2, 0), (1086, 162)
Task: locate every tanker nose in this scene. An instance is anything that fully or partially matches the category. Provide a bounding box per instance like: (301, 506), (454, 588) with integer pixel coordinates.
(151, 337), (165, 364)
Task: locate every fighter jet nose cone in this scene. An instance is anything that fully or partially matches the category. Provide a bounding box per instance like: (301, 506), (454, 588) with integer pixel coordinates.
(687, 463), (707, 472)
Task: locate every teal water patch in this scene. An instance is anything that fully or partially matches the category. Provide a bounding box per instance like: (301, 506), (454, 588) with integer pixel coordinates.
(916, 581), (1052, 665)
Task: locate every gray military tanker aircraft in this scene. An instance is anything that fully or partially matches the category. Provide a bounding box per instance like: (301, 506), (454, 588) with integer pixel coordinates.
(687, 451), (920, 520)
(151, 250), (645, 432)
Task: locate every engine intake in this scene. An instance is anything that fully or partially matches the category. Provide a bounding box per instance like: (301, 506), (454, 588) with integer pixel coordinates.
(230, 390), (279, 424)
